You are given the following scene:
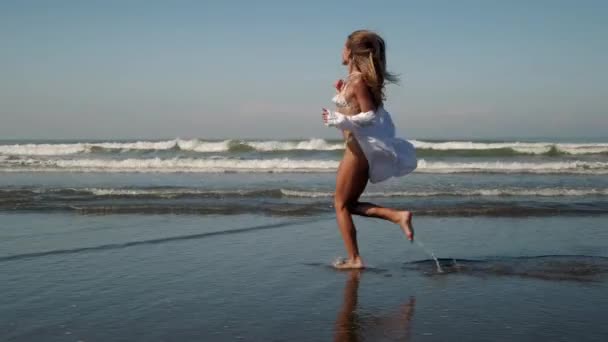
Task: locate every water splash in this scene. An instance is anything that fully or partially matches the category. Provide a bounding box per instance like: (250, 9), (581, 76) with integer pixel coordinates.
(414, 239), (443, 273)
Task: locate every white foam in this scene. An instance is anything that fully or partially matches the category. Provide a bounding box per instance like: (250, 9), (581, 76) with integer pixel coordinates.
(87, 188), (175, 196)
(18, 186), (608, 198)
(280, 189), (333, 198)
(248, 138), (344, 151)
(280, 188), (608, 198)
(95, 140), (178, 151)
(557, 144), (608, 155)
(86, 188), (259, 197)
(1, 157), (339, 173)
(0, 143), (89, 156)
(2, 157), (608, 174)
(92, 139), (233, 153)
(415, 160), (608, 174)
(0, 139), (341, 155)
(411, 140), (554, 154)
(1, 139), (608, 156)
(177, 139), (232, 152)
(411, 140), (608, 155)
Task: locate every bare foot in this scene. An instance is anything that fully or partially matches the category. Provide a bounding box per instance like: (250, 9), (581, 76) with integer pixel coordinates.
(332, 257), (365, 269)
(397, 211), (414, 242)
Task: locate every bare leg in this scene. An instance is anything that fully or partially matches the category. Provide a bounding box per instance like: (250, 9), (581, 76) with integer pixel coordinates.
(343, 136), (414, 241)
(333, 146), (369, 269)
(351, 203), (414, 241)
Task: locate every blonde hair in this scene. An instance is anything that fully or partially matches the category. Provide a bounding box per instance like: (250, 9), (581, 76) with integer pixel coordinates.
(346, 30), (398, 107)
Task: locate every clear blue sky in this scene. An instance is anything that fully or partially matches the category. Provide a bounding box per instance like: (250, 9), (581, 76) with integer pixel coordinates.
(1, 0), (606, 140)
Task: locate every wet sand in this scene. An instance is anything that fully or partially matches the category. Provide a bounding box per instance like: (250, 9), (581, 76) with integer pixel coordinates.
(1, 213), (607, 341)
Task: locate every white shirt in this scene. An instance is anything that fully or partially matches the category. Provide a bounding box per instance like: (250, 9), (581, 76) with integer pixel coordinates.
(326, 94), (418, 183)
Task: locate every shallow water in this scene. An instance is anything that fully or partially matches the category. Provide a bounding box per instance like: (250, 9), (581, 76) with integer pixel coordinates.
(1, 213), (607, 341)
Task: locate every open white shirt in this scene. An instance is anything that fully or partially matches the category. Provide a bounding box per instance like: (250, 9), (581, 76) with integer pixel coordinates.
(326, 101), (417, 183)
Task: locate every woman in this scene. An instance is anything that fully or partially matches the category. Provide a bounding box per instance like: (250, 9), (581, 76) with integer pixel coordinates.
(322, 30), (418, 269)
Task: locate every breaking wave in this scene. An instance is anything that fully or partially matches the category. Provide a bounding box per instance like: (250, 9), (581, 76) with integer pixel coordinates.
(2, 157), (608, 174)
(1, 139), (608, 156)
(0, 138), (344, 156)
(3, 186), (607, 199)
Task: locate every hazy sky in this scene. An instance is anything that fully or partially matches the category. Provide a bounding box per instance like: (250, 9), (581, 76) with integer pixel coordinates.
(1, 0), (606, 140)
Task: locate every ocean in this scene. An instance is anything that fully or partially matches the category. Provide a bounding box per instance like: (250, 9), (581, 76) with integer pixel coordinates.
(1, 138), (608, 216)
(1, 137), (607, 341)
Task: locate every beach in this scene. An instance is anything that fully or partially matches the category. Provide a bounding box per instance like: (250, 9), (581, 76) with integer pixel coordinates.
(1, 138), (608, 341)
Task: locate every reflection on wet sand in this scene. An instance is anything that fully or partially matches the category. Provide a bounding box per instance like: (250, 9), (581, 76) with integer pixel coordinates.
(334, 270), (416, 342)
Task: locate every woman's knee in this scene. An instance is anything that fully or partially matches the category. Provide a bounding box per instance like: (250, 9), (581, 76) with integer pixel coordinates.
(334, 197), (357, 212)
(334, 196), (350, 211)
(334, 196), (345, 211)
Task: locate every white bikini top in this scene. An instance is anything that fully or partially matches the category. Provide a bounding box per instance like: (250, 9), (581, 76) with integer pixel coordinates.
(331, 73), (361, 109)
(332, 93), (349, 107)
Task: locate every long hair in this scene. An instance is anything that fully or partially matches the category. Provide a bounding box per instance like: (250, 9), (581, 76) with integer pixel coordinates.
(346, 30), (399, 107)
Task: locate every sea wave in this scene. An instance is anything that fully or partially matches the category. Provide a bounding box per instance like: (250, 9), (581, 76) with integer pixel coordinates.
(411, 140), (608, 155)
(1, 139), (608, 156)
(2, 200), (607, 217)
(415, 159), (608, 174)
(3, 186), (607, 199)
(1, 157), (608, 174)
(280, 188), (608, 198)
(0, 157), (339, 173)
(0, 138), (344, 156)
